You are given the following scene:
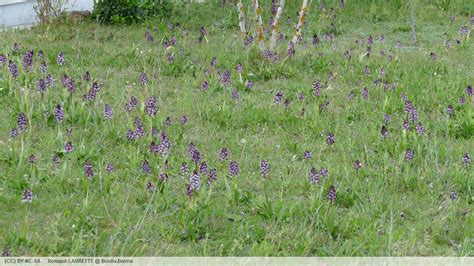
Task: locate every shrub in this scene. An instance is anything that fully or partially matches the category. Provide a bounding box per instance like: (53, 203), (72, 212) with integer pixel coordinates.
(92, 0), (173, 24)
(34, 0), (70, 24)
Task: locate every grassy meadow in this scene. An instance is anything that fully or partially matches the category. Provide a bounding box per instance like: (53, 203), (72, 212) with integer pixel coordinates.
(0, 0), (473, 256)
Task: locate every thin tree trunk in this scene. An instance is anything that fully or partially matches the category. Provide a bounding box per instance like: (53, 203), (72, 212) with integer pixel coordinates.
(409, 0), (416, 43)
(291, 0), (310, 45)
(237, 0), (247, 38)
(253, 0), (266, 51)
(270, 0), (285, 50)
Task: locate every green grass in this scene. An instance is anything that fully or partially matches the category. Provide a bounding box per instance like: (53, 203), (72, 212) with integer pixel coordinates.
(0, 1), (473, 256)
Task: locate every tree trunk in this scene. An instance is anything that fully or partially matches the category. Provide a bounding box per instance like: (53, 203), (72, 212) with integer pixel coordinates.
(270, 0), (285, 50)
(253, 0), (266, 51)
(236, 0), (247, 38)
(291, 0), (309, 45)
(409, 0), (416, 43)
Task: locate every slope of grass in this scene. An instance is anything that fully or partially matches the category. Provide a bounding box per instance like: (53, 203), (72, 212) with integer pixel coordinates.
(0, 1), (472, 256)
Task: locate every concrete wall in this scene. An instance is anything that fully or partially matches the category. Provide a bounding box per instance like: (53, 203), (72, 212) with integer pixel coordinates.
(0, 0), (94, 28)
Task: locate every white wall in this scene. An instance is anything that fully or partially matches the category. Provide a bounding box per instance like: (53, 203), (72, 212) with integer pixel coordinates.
(0, 0), (94, 29)
(67, 0), (94, 11)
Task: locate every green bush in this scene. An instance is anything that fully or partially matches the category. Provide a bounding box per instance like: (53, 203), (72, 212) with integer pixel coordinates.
(92, 0), (173, 24)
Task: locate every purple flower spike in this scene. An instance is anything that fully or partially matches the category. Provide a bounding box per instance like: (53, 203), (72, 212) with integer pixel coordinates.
(313, 34), (321, 46)
(53, 104), (64, 123)
(2, 247), (11, 257)
(83, 71), (91, 81)
(466, 85), (473, 96)
(327, 185), (336, 202)
(180, 162), (189, 175)
(361, 87), (369, 99)
(312, 80), (321, 97)
(274, 91), (283, 104)
(12, 43), (20, 53)
(221, 70), (231, 87)
(163, 117), (172, 127)
(158, 173), (169, 182)
(405, 149), (414, 161)
(145, 96), (157, 116)
(37, 79), (46, 93)
(0, 54), (6, 65)
(188, 143), (196, 156)
(236, 63), (243, 73)
(64, 141), (73, 153)
(21, 188), (33, 203)
(460, 26), (469, 36)
(326, 133), (335, 145)
(180, 115), (188, 125)
(46, 74), (54, 87)
(219, 147), (228, 161)
(416, 123), (425, 136)
(200, 161), (209, 174)
(84, 161), (94, 178)
(309, 167), (319, 184)
(141, 160), (151, 174)
(260, 160), (269, 177)
(229, 161), (239, 176)
(10, 128), (19, 138)
(146, 180), (155, 191)
(186, 184), (193, 198)
(127, 129), (137, 142)
(210, 57), (217, 67)
(231, 90), (239, 100)
(450, 191), (457, 201)
(207, 169), (218, 187)
(287, 42), (295, 57)
(462, 153), (471, 165)
(320, 168), (328, 179)
(139, 72), (148, 86)
(52, 155), (61, 165)
(403, 120), (410, 131)
(126, 96), (138, 112)
(354, 160), (362, 171)
(190, 171), (201, 190)
(364, 65), (370, 76)
(347, 90), (356, 101)
(8, 61), (19, 79)
(381, 125), (388, 138)
(201, 80), (209, 91)
(56, 52), (65, 66)
(104, 104), (113, 119)
(28, 154), (37, 165)
(17, 112), (27, 132)
(106, 163), (114, 173)
(22, 50), (34, 72)
(191, 149), (201, 163)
